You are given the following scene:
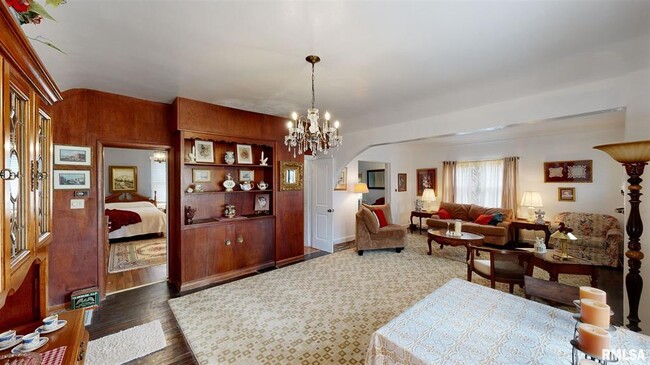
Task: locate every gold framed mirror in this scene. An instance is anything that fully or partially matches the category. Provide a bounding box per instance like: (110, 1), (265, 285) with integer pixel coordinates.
(280, 161), (303, 191)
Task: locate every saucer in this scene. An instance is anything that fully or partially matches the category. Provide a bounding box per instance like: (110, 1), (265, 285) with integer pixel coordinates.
(0, 335), (23, 352)
(11, 337), (48, 353)
(36, 320), (67, 334)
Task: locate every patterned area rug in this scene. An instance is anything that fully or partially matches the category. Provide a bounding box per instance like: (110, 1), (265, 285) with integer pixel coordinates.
(108, 237), (166, 273)
(169, 234), (589, 365)
(86, 320), (167, 364)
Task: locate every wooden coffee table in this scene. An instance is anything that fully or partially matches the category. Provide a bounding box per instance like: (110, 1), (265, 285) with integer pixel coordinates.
(427, 229), (484, 260)
(519, 248), (599, 287)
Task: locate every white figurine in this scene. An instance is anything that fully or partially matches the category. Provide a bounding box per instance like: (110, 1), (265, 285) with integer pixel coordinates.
(260, 151), (268, 166)
(534, 208), (546, 225)
(534, 236), (547, 253)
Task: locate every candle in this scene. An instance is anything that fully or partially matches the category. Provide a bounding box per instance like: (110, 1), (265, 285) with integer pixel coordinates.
(580, 286), (607, 303)
(581, 298), (611, 329)
(577, 323), (611, 358)
(454, 219), (462, 236)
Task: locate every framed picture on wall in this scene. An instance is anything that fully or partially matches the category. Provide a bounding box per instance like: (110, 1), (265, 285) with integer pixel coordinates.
(194, 140), (215, 163)
(544, 160), (592, 183)
(54, 145), (92, 166)
(397, 173), (407, 192)
(192, 169), (211, 183)
(558, 187), (576, 202)
(109, 166), (138, 193)
(239, 170), (254, 182)
(237, 144), (253, 164)
(254, 193), (270, 212)
(335, 167), (347, 191)
(54, 170), (90, 189)
(416, 168), (437, 196)
(367, 169), (385, 189)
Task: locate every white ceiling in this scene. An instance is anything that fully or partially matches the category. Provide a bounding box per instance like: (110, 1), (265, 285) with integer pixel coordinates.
(23, 1), (650, 134)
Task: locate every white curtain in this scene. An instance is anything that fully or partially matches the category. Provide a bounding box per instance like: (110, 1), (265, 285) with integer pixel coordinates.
(501, 157), (519, 212)
(455, 159), (504, 207)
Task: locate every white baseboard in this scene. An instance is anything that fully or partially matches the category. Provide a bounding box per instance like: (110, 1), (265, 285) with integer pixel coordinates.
(334, 236), (355, 245)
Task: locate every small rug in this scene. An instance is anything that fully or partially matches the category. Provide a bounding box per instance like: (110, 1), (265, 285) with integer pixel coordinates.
(85, 320), (166, 365)
(169, 233), (590, 364)
(108, 237), (166, 273)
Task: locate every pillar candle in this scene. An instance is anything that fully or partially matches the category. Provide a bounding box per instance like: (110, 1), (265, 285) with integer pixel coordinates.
(580, 286), (607, 303)
(577, 323), (611, 358)
(581, 298), (610, 329)
(454, 220), (462, 236)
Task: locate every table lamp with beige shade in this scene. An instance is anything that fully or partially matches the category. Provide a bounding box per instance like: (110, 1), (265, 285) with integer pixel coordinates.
(353, 182), (369, 209)
(550, 222), (577, 261)
(594, 139), (650, 332)
(521, 191), (543, 223)
(421, 188), (436, 212)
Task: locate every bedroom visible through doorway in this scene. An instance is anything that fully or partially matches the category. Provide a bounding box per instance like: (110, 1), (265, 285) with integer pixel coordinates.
(103, 147), (169, 295)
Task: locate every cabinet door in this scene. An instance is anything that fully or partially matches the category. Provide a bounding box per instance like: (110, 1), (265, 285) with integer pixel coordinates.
(34, 109), (52, 246)
(234, 219), (274, 269)
(4, 84), (31, 266)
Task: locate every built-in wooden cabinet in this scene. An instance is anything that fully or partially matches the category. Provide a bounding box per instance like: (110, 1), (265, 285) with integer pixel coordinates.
(177, 131), (276, 291)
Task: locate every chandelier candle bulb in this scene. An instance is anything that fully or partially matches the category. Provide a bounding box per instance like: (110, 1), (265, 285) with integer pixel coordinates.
(580, 299), (611, 329)
(577, 323), (611, 358)
(580, 287), (607, 303)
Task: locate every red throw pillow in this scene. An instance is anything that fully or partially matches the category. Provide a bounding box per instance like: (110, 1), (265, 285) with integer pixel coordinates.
(372, 209), (389, 228)
(474, 214), (494, 225)
(437, 208), (451, 219)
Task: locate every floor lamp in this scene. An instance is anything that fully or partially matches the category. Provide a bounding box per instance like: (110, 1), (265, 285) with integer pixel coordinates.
(354, 183), (369, 210)
(594, 140), (650, 332)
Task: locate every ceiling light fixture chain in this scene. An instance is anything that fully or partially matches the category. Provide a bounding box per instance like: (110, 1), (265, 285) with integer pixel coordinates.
(284, 55), (342, 158)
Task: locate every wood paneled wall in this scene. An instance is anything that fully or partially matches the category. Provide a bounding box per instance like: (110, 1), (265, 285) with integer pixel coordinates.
(50, 89), (172, 306)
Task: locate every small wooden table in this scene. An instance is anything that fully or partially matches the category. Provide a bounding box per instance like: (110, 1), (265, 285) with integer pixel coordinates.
(427, 229), (484, 260)
(520, 247), (599, 287)
(409, 210), (436, 234)
(509, 219), (551, 246)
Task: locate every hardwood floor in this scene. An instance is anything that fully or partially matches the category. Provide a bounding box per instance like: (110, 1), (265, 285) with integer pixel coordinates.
(86, 238), (622, 364)
(106, 264), (168, 294)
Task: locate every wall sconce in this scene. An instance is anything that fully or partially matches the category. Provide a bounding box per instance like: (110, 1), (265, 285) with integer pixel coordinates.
(150, 151), (167, 163)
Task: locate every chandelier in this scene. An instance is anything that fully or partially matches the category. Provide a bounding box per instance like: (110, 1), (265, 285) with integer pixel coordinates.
(285, 55), (342, 157)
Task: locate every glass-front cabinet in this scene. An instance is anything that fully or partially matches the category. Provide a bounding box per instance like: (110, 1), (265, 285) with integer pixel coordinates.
(35, 110), (52, 245)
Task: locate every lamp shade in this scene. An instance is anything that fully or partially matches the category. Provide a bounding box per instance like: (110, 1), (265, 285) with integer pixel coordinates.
(593, 140), (650, 163)
(353, 183), (369, 194)
(521, 191), (543, 207)
(550, 230), (577, 241)
(421, 188), (436, 202)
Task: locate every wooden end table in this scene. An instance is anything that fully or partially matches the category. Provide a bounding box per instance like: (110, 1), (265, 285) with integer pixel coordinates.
(409, 210), (436, 234)
(427, 229), (484, 261)
(519, 247), (599, 287)
(509, 219), (551, 246)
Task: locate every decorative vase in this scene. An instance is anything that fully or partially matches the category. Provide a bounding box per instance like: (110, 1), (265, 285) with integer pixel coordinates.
(223, 173), (236, 192)
(225, 151), (235, 165)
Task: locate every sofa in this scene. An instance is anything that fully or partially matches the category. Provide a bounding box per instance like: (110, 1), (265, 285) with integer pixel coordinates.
(426, 202), (514, 246)
(551, 212), (623, 267)
(356, 203), (406, 255)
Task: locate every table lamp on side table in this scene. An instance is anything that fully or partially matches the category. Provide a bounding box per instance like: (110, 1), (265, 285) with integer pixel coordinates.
(421, 188), (436, 212)
(594, 139), (650, 332)
(521, 191), (543, 223)
(354, 182), (369, 210)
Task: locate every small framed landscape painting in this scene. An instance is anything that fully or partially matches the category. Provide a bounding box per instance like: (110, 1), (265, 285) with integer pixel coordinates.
(192, 169), (211, 183)
(558, 187), (576, 202)
(237, 144), (253, 164)
(109, 166), (138, 193)
(239, 170), (254, 182)
(54, 170), (90, 189)
(397, 173), (407, 192)
(54, 145), (91, 166)
(195, 140), (215, 163)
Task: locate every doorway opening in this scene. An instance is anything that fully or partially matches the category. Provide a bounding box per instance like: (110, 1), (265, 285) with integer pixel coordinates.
(102, 146), (169, 295)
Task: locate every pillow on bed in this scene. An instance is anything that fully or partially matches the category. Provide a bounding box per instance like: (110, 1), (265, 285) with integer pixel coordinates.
(105, 201), (156, 210)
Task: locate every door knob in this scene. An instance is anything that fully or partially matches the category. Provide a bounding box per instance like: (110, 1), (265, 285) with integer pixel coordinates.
(327, 209), (334, 213)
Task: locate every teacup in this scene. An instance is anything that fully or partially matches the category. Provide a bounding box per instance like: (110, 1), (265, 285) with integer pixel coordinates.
(43, 314), (58, 330)
(22, 332), (40, 349)
(0, 330), (16, 346)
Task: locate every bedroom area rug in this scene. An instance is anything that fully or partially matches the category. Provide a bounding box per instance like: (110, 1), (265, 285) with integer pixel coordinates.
(108, 236), (166, 273)
(169, 233), (590, 364)
(85, 320), (167, 365)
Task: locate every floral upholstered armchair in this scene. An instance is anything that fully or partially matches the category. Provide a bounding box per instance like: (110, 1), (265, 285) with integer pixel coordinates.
(551, 212), (623, 267)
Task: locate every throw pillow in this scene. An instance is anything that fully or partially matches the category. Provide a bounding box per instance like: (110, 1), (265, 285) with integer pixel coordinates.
(360, 207), (379, 234)
(488, 213), (503, 226)
(372, 208), (389, 228)
(437, 208), (451, 219)
(474, 214), (494, 225)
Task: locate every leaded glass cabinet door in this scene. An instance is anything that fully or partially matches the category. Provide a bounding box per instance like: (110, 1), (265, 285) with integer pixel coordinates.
(35, 110), (52, 245)
(4, 87), (30, 265)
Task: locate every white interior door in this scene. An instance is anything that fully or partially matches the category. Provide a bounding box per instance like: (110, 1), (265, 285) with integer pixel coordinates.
(311, 158), (334, 253)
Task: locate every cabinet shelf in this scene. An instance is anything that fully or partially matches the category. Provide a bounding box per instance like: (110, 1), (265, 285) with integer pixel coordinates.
(182, 214), (274, 230)
(185, 189), (272, 195)
(184, 162), (273, 168)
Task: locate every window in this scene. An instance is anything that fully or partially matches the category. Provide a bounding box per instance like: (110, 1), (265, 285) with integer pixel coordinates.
(455, 159), (504, 207)
(150, 159), (167, 210)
